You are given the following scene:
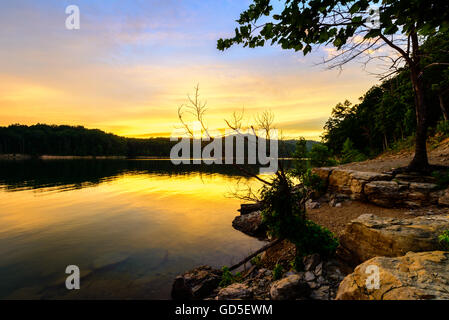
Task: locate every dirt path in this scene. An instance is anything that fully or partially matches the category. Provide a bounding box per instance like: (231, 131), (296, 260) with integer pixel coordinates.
(337, 138), (449, 173)
(307, 201), (446, 236)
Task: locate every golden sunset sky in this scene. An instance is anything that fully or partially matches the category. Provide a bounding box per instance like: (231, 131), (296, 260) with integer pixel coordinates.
(0, 0), (381, 140)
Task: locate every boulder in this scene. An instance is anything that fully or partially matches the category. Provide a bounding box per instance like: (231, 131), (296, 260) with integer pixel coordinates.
(171, 265), (222, 300)
(238, 203), (263, 215)
(338, 214), (449, 266)
(305, 199), (320, 210)
(439, 189), (449, 206)
(328, 169), (392, 200)
(232, 211), (266, 238)
(363, 180), (439, 207)
(336, 251), (449, 300)
(217, 283), (253, 300)
(269, 274), (310, 300)
(311, 167), (334, 184)
(303, 253), (321, 272)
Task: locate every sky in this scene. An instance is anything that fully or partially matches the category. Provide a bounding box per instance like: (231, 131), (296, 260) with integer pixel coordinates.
(0, 0), (381, 140)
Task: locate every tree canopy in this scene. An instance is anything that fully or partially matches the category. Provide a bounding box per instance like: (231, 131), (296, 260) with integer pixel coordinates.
(218, 0), (449, 171)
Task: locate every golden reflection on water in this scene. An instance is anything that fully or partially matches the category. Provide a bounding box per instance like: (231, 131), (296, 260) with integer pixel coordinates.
(0, 169), (265, 299)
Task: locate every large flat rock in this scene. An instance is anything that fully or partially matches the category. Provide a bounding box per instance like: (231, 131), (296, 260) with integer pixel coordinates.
(336, 251), (449, 300)
(337, 214), (449, 266)
(311, 167), (448, 208)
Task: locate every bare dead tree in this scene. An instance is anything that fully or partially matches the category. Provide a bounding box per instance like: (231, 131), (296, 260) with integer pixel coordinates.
(177, 84), (210, 139)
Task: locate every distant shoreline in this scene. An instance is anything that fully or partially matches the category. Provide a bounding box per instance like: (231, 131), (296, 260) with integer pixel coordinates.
(0, 154), (128, 160)
(0, 154), (297, 161)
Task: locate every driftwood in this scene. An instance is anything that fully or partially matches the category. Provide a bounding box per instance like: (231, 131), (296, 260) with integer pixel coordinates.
(229, 238), (283, 271)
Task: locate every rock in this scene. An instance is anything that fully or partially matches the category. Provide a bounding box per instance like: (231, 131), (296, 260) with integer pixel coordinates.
(171, 276), (193, 300)
(313, 167), (445, 208)
(171, 265), (222, 300)
(310, 285), (330, 300)
(395, 173), (437, 183)
(337, 214), (449, 266)
(336, 251), (449, 300)
(303, 254), (321, 272)
(232, 211), (266, 238)
(311, 167), (334, 184)
(314, 263), (323, 276)
(335, 203), (342, 208)
(238, 203), (263, 215)
(304, 271), (316, 282)
(306, 199), (321, 210)
(364, 180), (440, 207)
(217, 283), (253, 300)
(327, 169), (392, 200)
(364, 181), (408, 207)
(270, 275), (310, 300)
(439, 189), (449, 206)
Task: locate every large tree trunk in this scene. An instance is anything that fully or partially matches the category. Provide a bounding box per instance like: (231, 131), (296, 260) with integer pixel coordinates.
(407, 31), (430, 172)
(408, 64), (430, 172)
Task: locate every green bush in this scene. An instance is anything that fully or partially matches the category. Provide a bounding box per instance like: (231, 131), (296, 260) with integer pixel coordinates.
(439, 230), (449, 251)
(250, 254), (262, 267)
(302, 169), (326, 195)
(432, 170), (449, 190)
(341, 138), (367, 164)
(436, 120), (449, 137)
(272, 264), (284, 280)
(260, 175), (339, 259)
(308, 144), (337, 167)
(219, 266), (242, 287)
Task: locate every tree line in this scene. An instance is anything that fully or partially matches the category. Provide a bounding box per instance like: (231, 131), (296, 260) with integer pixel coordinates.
(0, 124), (304, 158)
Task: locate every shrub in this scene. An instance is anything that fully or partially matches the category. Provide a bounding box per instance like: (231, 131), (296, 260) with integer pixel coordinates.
(308, 144), (337, 167)
(260, 175), (339, 259)
(219, 266), (242, 287)
(439, 230), (449, 251)
(436, 120), (449, 137)
(432, 170), (449, 190)
(302, 169), (326, 195)
(341, 138), (367, 164)
(272, 264), (284, 280)
(250, 254), (262, 267)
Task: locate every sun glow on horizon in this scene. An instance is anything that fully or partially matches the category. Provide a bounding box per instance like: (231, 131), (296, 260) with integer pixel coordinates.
(0, 0), (380, 142)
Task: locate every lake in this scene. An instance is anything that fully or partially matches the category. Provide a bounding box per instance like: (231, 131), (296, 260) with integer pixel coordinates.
(0, 159), (267, 299)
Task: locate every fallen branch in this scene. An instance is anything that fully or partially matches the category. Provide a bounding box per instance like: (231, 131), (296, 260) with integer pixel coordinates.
(229, 238), (283, 271)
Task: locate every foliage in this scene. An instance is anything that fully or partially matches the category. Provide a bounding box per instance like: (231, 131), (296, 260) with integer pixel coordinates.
(321, 32), (449, 158)
(217, 1), (449, 53)
(292, 138), (310, 175)
(219, 266), (242, 287)
(436, 120), (449, 137)
(250, 254), (262, 267)
(0, 124), (177, 157)
(218, 0), (449, 169)
(272, 263), (284, 281)
(308, 144), (337, 167)
(438, 230), (449, 251)
(340, 138), (367, 164)
(301, 169), (326, 196)
(260, 174), (339, 258)
(431, 170), (449, 190)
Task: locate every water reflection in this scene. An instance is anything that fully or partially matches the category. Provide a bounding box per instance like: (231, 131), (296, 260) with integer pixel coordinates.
(0, 160), (266, 299)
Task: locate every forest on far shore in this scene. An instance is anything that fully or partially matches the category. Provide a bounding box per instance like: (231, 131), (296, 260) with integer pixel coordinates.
(0, 124), (309, 158)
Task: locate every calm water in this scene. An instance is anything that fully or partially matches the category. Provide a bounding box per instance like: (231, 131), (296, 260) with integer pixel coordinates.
(0, 160), (266, 299)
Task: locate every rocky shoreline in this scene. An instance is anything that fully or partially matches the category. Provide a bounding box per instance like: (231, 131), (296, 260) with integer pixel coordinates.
(172, 167), (449, 300)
